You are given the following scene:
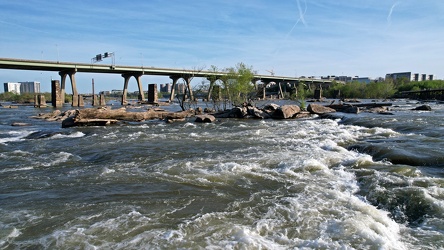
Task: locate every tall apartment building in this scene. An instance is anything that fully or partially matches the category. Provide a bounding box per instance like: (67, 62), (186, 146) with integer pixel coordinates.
(387, 72), (434, 82)
(3, 81), (40, 95)
(159, 83), (172, 93)
(4, 82), (21, 94)
(19, 81), (40, 93)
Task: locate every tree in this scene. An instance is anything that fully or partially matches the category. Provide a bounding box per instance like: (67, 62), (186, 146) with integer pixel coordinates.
(223, 63), (255, 106)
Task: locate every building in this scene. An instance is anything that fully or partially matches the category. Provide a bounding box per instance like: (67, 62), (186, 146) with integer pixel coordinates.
(334, 76), (352, 83)
(159, 83), (172, 93)
(387, 72), (435, 82)
(385, 72), (412, 82)
(4, 82), (21, 94)
(19, 81), (40, 94)
(352, 77), (371, 84)
(3, 81), (40, 95)
(111, 89), (123, 95)
(175, 83), (186, 94)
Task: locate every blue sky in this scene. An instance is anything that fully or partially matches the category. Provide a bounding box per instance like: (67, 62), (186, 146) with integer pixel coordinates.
(1, 0), (443, 93)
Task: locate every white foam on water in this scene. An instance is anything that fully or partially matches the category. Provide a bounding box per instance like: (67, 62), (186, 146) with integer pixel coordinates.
(51, 131), (85, 139)
(3, 114), (436, 249)
(100, 167), (115, 176)
(0, 228), (21, 248)
(40, 152), (74, 167)
(0, 130), (35, 144)
(103, 131), (118, 139)
(183, 122), (196, 128)
(0, 166), (34, 173)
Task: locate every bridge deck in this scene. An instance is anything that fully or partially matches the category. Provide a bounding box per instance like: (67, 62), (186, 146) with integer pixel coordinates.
(0, 57), (330, 83)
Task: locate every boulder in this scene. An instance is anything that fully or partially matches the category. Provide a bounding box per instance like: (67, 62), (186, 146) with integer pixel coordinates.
(204, 107), (215, 113)
(228, 107), (247, 118)
(264, 103), (280, 111)
(412, 105), (432, 111)
(61, 114), (119, 128)
(272, 105), (301, 119)
(248, 106), (271, 119)
(195, 115), (216, 123)
(195, 107), (203, 115)
(307, 104), (336, 115)
(165, 118), (186, 123)
(213, 110), (232, 118)
(343, 106), (360, 114)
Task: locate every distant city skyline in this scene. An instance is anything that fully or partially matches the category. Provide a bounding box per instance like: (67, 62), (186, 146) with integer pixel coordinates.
(1, 1), (443, 93)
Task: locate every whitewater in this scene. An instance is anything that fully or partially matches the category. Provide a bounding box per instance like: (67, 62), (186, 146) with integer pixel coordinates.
(0, 100), (443, 249)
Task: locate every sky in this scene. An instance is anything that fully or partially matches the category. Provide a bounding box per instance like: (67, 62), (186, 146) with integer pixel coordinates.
(1, 0), (443, 93)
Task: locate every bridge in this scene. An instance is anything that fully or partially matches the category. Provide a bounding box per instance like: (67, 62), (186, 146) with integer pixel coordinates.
(0, 57), (332, 106)
(399, 89), (444, 101)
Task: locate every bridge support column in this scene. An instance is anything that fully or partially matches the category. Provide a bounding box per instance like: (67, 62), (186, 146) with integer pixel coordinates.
(169, 76), (180, 102)
(51, 80), (63, 108)
(99, 94), (106, 106)
(206, 78), (217, 101)
(184, 76), (194, 101)
(78, 95), (84, 107)
(148, 84), (158, 103)
(59, 70), (79, 106)
(121, 73), (144, 105)
(92, 95), (99, 106)
(314, 85), (322, 100)
(34, 94), (47, 108)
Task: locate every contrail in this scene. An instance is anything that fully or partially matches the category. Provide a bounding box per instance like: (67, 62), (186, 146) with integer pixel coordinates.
(272, 0), (308, 60)
(285, 0), (307, 38)
(387, 2), (400, 25)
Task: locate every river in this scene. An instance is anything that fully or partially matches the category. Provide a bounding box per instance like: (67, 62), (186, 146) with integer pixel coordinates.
(0, 99), (443, 249)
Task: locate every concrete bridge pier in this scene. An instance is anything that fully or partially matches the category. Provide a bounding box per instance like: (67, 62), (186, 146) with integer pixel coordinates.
(121, 73), (144, 105)
(206, 78), (217, 101)
(183, 75), (194, 101)
(51, 80), (63, 108)
(169, 76), (180, 102)
(59, 70), (79, 106)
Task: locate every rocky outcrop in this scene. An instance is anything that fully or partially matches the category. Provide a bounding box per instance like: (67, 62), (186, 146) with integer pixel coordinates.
(327, 102), (392, 114)
(307, 104), (336, 115)
(214, 103), (309, 120)
(34, 107), (196, 128)
(272, 105), (301, 119)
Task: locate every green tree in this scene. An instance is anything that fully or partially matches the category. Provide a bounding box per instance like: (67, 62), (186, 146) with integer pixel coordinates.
(223, 63), (255, 106)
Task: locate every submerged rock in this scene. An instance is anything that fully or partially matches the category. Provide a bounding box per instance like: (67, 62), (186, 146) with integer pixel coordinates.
(11, 122), (31, 126)
(195, 115), (216, 123)
(24, 131), (63, 139)
(412, 105), (432, 111)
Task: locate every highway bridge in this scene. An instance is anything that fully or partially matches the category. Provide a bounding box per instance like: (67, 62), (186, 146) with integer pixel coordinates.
(0, 57), (332, 106)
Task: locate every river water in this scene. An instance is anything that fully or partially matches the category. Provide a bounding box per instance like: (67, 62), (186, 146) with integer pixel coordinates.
(0, 100), (443, 249)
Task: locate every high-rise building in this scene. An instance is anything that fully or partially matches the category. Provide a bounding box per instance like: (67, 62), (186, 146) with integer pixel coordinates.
(19, 81), (40, 94)
(3, 81), (41, 95)
(385, 72), (412, 82)
(4, 82), (21, 94)
(159, 83), (172, 93)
